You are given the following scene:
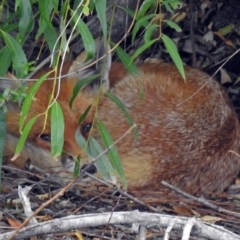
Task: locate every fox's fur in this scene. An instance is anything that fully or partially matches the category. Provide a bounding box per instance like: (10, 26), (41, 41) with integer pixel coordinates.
(2, 42), (240, 195)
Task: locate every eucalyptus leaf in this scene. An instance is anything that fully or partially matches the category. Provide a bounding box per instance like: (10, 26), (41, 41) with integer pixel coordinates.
(51, 102), (64, 157)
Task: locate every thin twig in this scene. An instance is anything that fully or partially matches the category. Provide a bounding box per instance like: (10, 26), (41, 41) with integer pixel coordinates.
(161, 181), (240, 218)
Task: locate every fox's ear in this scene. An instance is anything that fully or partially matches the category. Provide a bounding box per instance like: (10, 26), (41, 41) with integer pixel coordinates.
(68, 39), (111, 96)
(0, 72), (19, 92)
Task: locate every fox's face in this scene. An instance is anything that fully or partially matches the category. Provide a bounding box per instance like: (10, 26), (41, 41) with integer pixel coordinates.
(2, 41), (112, 170)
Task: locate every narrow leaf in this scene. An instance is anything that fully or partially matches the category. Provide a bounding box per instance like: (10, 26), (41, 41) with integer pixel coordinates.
(162, 34), (186, 80)
(78, 105), (92, 125)
(36, 0), (55, 39)
(0, 30), (28, 77)
(114, 45), (139, 75)
(36, 16), (47, 39)
(137, 0), (155, 19)
(69, 74), (99, 108)
(132, 13), (155, 42)
(163, 0), (182, 11)
(0, 48), (12, 77)
(38, 0), (54, 23)
(18, 0), (32, 36)
(73, 17), (95, 61)
(19, 72), (49, 131)
(75, 131), (115, 182)
(75, 130), (88, 151)
(52, 0), (59, 11)
(51, 102), (64, 157)
(16, 116), (38, 154)
(97, 120), (127, 188)
(164, 20), (182, 32)
(73, 155), (81, 177)
(105, 93), (138, 140)
(95, 0), (107, 38)
(43, 24), (59, 54)
(144, 23), (158, 43)
(130, 39), (157, 63)
(89, 137), (116, 182)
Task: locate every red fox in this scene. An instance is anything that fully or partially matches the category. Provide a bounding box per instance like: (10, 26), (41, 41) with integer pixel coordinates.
(2, 42), (240, 195)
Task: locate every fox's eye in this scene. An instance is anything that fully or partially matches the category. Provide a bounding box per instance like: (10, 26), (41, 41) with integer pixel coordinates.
(40, 134), (51, 142)
(82, 123), (92, 134)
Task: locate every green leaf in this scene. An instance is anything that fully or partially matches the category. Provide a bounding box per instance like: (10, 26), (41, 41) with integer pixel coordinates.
(114, 45), (139, 75)
(78, 105), (92, 125)
(164, 20), (182, 32)
(95, 0), (107, 38)
(89, 137), (116, 182)
(132, 13), (155, 42)
(73, 155), (81, 177)
(118, 6), (135, 18)
(15, 0), (22, 8)
(73, 17), (95, 61)
(43, 24), (59, 54)
(36, 16), (47, 39)
(1, 10), (19, 29)
(60, 0), (69, 16)
(52, 0), (59, 12)
(97, 120), (127, 188)
(75, 131), (115, 182)
(38, 0), (58, 53)
(0, 30), (28, 77)
(69, 74), (99, 108)
(0, 48), (12, 77)
(0, 106), (6, 181)
(16, 116), (38, 154)
(50, 102), (64, 157)
(36, 0), (55, 40)
(218, 24), (234, 36)
(144, 23), (158, 43)
(130, 39), (157, 63)
(162, 34), (185, 80)
(18, 0), (32, 36)
(59, 20), (67, 53)
(38, 0), (54, 23)
(106, 92), (138, 140)
(137, 0), (155, 19)
(163, 2), (174, 13)
(19, 72), (49, 132)
(75, 130), (88, 151)
(162, 0), (181, 11)
(1, 22), (19, 33)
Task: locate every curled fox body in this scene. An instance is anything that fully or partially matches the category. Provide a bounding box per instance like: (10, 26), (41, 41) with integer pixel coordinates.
(2, 44), (240, 195)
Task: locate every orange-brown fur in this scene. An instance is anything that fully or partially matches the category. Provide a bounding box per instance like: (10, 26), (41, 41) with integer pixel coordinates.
(95, 63), (240, 194)
(3, 54), (240, 195)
